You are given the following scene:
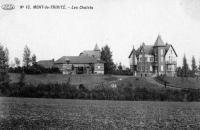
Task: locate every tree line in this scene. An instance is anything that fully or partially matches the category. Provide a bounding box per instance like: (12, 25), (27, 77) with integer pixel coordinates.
(1, 80), (200, 101)
(0, 43), (131, 87)
(177, 54), (200, 77)
(9, 45), (60, 74)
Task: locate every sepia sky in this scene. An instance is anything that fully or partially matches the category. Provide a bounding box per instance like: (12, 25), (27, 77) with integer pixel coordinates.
(0, 0), (200, 67)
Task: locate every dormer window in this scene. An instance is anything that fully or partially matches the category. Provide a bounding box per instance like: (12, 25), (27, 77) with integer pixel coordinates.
(66, 60), (70, 64)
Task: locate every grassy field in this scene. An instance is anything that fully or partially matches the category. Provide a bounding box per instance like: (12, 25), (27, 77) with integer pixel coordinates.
(116, 77), (163, 89)
(9, 73), (123, 86)
(9, 73), (200, 89)
(163, 77), (200, 89)
(0, 97), (200, 129)
(9, 73), (164, 90)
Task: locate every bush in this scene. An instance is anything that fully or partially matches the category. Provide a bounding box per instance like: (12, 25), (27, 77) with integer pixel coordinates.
(9, 66), (61, 74)
(1, 82), (200, 101)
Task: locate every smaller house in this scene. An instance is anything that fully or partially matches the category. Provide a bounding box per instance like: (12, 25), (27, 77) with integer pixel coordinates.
(54, 56), (104, 75)
(37, 44), (105, 75)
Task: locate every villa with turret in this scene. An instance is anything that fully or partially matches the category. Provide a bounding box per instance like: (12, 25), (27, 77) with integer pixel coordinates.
(129, 35), (178, 77)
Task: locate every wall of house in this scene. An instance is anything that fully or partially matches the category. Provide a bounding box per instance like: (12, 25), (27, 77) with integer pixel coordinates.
(94, 63), (104, 74)
(165, 46), (177, 65)
(137, 54), (154, 73)
(165, 46), (177, 76)
(129, 53), (137, 71)
(155, 47), (166, 75)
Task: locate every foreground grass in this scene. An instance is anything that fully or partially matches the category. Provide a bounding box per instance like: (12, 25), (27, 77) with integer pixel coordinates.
(0, 97), (200, 129)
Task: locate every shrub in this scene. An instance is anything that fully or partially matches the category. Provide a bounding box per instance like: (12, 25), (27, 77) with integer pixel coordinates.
(1, 82), (200, 101)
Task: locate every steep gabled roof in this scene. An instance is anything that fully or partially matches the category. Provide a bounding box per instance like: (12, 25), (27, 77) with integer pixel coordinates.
(142, 45), (154, 54)
(55, 56), (99, 64)
(79, 50), (101, 59)
(154, 35), (165, 47)
(128, 45), (136, 58)
(128, 50), (134, 58)
(137, 44), (153, 55)
(164, 43), (178, 57)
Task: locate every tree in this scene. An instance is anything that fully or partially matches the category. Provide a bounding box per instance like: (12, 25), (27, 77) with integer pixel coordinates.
(199, 59), (200, 71)
(31, 54), (37, 66)
(23, 45), (31, 67)
(4, 47), (9, 67)
(182, 54), (189, 77)
(118, 62), (123, 71)
(176, 67), (182, 77)
(18, 70), (25, 86)
(14, 57), (20, 67)
(0, 44), (9, 85)
(191, 56), (197, 77)
(101, 45), (115, 74)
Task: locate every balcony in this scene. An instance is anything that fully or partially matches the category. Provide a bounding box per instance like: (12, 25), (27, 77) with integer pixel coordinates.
(166, 61), (177, 65)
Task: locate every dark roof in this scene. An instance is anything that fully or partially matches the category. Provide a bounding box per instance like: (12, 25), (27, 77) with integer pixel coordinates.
(154, 35), (165, 47)
(128, 50), (134, 58)
(129, 35), (178, 58)
(79, 50), (100, 59)
(55, 56), (103, 64)
(37, 60), (54, 68)
(164, 43), (178, 57)
(142, 45), (154, 54)
(137, 44), (153, 55)
(129, 44), (153, 58)
(128, 45), (136, 58)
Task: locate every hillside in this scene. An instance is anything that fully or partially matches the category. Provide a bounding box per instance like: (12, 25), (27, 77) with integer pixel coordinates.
(155, 76), (200, 89)
(9, 73), (118, 86)
(10, 73), (200, 89)
(9, 73), (163, 89)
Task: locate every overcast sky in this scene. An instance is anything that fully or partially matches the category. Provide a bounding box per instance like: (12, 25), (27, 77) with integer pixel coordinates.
(0, 0), (200, 67)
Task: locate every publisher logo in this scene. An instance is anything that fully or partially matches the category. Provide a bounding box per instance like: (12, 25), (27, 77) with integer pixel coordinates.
(1, 4), (15, 10)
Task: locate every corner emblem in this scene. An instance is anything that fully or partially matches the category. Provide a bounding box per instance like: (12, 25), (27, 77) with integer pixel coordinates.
(1, 4), (15, 10)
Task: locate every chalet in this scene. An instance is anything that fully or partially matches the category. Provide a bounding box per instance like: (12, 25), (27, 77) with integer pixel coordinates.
(129, 35), (178, 77)
(54, 44), (104, 74)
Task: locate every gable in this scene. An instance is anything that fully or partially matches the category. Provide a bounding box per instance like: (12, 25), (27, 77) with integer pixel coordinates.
(165, 45), (178, 57)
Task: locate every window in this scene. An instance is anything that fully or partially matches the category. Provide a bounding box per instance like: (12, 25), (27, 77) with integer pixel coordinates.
(140, 66), (144, 71)
(140, 57), (143, 62)
(150, 57), (154, 62)
(160, 49), (163, 55)
(155, 57), (158, 62)
(146, 66), (148, 71)
(138, 66), (140, 71)
(161, 65), (164, 71)
(150, 66), (153, 71)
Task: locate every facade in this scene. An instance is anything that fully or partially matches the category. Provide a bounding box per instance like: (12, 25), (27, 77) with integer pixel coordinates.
(54, 44), (104, 75)
(129, 35), (178, 77)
